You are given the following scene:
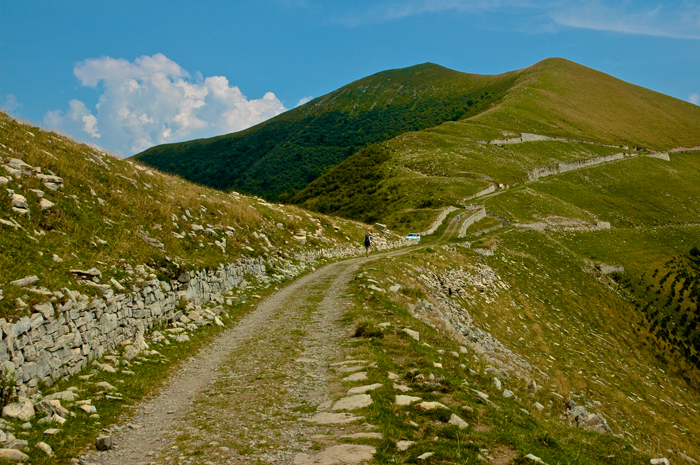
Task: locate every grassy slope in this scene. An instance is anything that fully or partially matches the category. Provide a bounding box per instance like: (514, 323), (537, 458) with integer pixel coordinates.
(135, 63), (518, 200)
(473, 58), (700, 150)
(347, 238), (700, 462)
(0, 111), (374, 320)
(480, 149), (700, 374)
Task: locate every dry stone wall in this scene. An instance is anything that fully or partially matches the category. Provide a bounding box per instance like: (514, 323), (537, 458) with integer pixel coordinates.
(1, 257), (265, 396)
(458, 208), (487, 238)
(2, 237), (410, 395)
(467, 185), (496, 200)
(524, 151), (667, 182)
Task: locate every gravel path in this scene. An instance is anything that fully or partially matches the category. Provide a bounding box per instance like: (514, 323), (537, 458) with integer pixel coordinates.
(88, 248), (408, 465)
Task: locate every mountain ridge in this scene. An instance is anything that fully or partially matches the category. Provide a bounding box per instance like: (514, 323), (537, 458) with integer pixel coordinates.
(134, 58), (700, 203)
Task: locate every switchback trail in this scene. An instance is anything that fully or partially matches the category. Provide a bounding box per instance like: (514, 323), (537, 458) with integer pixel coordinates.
(90, 244), (421, 465)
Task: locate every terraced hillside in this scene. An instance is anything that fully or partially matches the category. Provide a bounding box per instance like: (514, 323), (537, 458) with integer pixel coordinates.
(294, 59), (700, 230)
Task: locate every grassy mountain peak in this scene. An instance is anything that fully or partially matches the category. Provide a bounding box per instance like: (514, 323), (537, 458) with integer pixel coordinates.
(474, 57), (700, 149)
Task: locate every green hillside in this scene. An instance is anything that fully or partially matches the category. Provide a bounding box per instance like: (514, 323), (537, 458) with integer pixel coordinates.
(294, 59), (700, 231)
(134, 63), (518, 200)
(474, 58), (700, 149)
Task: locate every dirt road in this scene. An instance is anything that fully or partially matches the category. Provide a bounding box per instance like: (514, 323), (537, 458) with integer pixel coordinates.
(90, 247), (409, 465)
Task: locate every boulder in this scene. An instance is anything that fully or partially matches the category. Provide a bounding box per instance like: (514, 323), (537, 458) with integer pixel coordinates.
(0, 449), (29, 462)
(95, 381), (116, 391)
(347, 383), (383, 395)
(33, 301), (54, 319)
(414, 401), (448, 411)
(10, 276), (39, 287)
(44, 390), (77, 402)
(343, 372), (368, 382)
(70, 268), (102, 279)
(39, 198), (54, 211)
(396, 441), (414, 451)
(96, 435), (113, 451)
(37, 399), (69, 418)
(402, 328), (419, 341)
(492, 377), (502, 390)
(2, 399), (35, 421)
(123, 345), (139, 360)
(331, 394), (373, 411)
(448, 413), (469, 429)
(293, 444), (375, 465)
(133, 334), (149, 351)
(395, 395), (421, 406)
(10, 194), (27, 209)
(36, 442), (53, 456)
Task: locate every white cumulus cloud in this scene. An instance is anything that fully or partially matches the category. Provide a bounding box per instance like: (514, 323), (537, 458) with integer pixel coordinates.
(2, 94), (21, 113)
(45, 99), (102, 139)
(296, 96), (314, 107)
(44, 54), (287, 155)
(691, 93), (700, 105)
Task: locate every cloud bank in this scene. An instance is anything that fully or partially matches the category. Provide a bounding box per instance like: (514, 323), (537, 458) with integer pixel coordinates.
(338, 0), (700, 40)
(691, 93), (700, 105)
(551, 1), (700, 40)
(44, 54), (287, 155)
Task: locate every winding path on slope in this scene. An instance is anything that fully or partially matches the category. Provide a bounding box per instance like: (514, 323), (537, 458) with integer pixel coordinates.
(89, 242), (429, 465)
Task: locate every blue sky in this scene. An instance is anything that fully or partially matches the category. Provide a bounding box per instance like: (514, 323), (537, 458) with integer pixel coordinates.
(1, 0), (699, 155)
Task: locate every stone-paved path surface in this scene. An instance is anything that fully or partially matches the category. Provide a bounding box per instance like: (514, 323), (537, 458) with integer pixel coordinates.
(87, 247), (411, 465)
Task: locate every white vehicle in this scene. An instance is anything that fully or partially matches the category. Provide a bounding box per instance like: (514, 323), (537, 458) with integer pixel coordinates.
(406, 233), (421, 242)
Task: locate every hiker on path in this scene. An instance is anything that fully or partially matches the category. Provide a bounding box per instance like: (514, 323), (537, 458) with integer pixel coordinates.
(364, 233), (371, 257)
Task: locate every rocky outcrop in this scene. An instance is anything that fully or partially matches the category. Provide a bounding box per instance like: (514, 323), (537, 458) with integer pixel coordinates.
(406, 260), (532, 380)
(563, 399), (612, 434)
